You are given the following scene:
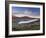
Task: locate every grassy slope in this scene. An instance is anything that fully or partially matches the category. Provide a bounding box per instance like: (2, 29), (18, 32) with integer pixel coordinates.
(12, 23), (40, 31)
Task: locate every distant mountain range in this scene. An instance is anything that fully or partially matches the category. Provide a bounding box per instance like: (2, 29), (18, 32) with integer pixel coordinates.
(12, 14), (40, 18)
(12, 16), (37, 19)
(12, 15), (40, 19)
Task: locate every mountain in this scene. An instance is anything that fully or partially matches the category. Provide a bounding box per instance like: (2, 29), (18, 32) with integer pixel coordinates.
(12, 15), (40, 24)
(12, 16), (36, 19)
(12, 15), (40, 31)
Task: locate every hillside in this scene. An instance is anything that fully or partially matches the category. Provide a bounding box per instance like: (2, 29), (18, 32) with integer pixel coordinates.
(12, 16), (40, 31)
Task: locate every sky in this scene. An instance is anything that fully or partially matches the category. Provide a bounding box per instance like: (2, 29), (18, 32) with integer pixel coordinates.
(12, 7), (40, 16)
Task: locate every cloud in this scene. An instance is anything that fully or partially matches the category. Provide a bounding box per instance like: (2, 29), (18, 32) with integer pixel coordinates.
(13, 10), (40, 17)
